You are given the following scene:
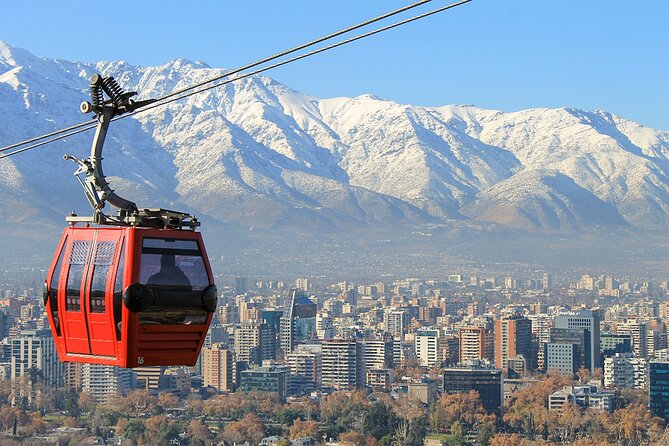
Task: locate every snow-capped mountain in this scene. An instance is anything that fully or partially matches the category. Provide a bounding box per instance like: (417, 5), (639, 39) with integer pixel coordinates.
(1, 41), (668, 250)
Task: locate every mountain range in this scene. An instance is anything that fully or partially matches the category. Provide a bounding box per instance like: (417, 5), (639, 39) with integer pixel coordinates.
(1, 41), (668, 274)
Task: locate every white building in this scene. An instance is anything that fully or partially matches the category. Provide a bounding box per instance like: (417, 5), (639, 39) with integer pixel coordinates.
(11, 329), (63, 387)
(604, 353), (647, 390)
(81, 364), (134, 403)
(415, 328), (440, 367)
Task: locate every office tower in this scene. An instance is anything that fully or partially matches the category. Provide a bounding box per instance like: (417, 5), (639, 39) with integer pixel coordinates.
(459, 326), (494, 363)
(235, 322), (273, 365)
(495, 314), (533, 372)
(286, 352), (319, 396)
(443, 362), (503, 414)
(239, 365), (289, 400)
(11, 329), (63, 387)
(550, 328), (588, 372)
(384, 310), (410, 340)
(555, 310), (600, 373)
(650, 361), (669, 422)
(81, 364), (134, 403)
(603, 353), (647, 390)
(544, 343), (578, 375)
(202, 344), (234, 392)
(321, 339), (363, 391)
(280, 290), (317, 355)
(415, 328), (441, 367)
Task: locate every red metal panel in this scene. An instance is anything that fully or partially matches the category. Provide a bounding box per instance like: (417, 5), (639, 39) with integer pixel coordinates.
(45, 230), (68, 360)
(85, 230), (124, 358)
(60, 228), (94, 355)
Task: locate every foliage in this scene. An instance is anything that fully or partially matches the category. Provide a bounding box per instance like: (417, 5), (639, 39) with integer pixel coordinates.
(221, 412), (265, 445)
(362, 402), (399, 440)
(429, 391), (487, 432)
(289, 418), (320, 440)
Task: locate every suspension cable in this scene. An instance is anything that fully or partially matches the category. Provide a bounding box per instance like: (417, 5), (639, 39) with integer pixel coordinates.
(0, 0), (437, 155)
(0, 0), (471, 160)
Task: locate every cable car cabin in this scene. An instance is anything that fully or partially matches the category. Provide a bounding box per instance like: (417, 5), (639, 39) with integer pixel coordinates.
(43, 226), (217, 368)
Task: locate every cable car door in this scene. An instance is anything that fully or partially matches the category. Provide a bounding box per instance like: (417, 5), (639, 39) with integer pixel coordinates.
(85, 232), (123, 357)
(60, 231), (94, 355)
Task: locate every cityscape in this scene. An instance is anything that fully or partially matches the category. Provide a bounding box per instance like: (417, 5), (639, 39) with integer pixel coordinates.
(0, 267), (668, 445)
(0, 0), (667, 445)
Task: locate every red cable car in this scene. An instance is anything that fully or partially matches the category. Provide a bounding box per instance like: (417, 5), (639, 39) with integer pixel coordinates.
(43, 75), (216, 367)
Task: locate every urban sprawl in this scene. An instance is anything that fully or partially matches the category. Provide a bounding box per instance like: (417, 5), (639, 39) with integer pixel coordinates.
(1, 270), (668, 445)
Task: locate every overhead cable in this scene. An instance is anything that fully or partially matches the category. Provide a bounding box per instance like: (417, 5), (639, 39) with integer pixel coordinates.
(0, 0), (472, 160)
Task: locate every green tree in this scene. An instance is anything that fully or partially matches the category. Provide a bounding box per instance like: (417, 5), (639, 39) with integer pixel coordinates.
(277, 407), (302, 426)
(64, 389), (80, 417)
(121, 419), (145, 442)
(362, 403), (399, 441)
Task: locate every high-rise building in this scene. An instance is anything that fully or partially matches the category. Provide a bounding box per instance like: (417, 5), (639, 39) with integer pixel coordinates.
(81, 364), (134, 403)
(650, 360), (669, 422)
(316, 312), (335, 340)
(495, 314), (533, 372)
(440, 335), (460, 366)
(384, 310), (410, 340)
(11, 329), (63, 387)
(235, 322), (274, 365)
(544, 343), (578, 375)
(443, 362), (503, 414)
(600, 333), (633, 367)
(202, 344), (234, 392)
(286, 352), (319, 395)
(415, 328), (441, 367)
(321, 339), (363, 391)
(294, 278), (310, 293)
(550, 328), (588, 372)
(617, 319), (647, 358)
(529, 313), (554, 370)
(542, 273), (552, 290)
(280, 290), (317, 355)
(360, 336), (393, 372)
(555, 310), (600, 373)
(459, 326), (494, 363)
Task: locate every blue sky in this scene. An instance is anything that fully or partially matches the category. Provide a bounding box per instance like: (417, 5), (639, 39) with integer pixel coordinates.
(2, 0), (668, 130)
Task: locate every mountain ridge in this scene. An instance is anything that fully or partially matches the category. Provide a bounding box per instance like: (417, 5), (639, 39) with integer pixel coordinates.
(1, 41), (669, 272)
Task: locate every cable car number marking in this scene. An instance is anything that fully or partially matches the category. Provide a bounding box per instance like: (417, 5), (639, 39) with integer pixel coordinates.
(137, 356), (144, 365)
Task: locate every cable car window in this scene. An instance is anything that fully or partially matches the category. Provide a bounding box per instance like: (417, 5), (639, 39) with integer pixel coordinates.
(113, 243), (125, 341)
(138, 237), (210, 325)
(139, 238), (209, 290)
(49, 237), (67, 335)
(90, 242), (116, 313)
(66, 241), (91, 312)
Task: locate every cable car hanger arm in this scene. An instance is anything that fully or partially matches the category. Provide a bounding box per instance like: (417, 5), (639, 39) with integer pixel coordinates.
(63, 75), (196, 230)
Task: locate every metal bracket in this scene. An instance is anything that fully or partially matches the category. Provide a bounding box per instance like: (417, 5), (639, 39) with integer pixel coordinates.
(65, 74), (200, 230)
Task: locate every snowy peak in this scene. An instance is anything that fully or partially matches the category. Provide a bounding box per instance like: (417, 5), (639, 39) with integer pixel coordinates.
(1, 42), (668, 238)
